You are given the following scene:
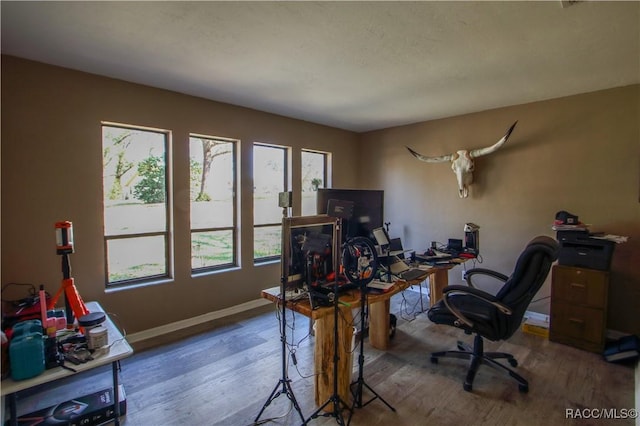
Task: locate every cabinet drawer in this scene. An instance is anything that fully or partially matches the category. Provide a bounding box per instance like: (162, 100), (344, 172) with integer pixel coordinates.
(550, 302), (605, 345)
(552, 265), (608, 308)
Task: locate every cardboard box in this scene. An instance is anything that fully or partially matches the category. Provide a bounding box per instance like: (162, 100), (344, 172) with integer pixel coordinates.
(9, 385), (126, 426)
(522, 316), (549, 338)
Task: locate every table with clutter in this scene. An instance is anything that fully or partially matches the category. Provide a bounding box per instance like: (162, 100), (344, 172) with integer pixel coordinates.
(1, 301), (133, 426)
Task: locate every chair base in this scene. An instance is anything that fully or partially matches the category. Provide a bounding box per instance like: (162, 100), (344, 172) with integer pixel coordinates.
(430, 334), (529, 393)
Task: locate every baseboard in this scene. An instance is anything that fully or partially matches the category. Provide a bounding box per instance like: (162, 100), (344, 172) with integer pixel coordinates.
(126, 298), (271, 344)
(524, 311), (550, 324)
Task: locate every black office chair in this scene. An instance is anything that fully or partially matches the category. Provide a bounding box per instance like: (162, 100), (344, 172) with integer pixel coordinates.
(427, 236), (559, 393)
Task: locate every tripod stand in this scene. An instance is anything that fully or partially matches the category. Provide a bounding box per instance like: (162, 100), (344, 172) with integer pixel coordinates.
(255, 201), (305, 425)
(346, 239), (395, 425)
(254, 275), (306, 424)
(304, 274), (353, 425)
(347, 286), (395, 423)
(305, 219), (354, 425)
(50, 221), (89, 329)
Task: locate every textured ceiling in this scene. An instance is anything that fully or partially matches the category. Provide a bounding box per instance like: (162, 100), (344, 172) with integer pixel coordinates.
(2, 1), (639, 132)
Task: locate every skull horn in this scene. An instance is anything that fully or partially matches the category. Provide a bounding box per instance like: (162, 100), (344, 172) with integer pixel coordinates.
(469, 121), (518, 158)
(405, 146), (453, 163)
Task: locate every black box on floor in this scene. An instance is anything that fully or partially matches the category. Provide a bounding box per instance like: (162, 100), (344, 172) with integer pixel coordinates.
(604, 335), (640, 363)
(9, 385), (126, 426)
(557, 237), (615, 271)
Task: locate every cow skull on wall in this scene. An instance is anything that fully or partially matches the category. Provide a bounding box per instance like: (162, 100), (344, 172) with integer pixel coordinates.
(406, 121), (518, 198)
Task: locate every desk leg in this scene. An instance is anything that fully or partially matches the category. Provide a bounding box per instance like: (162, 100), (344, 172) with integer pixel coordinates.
(112, 360), (120, 426)
(369, 299), (390, 350)
(429, 268), (449, 307)
(6, 393), (17, 426)
(313, 308), (353, 411)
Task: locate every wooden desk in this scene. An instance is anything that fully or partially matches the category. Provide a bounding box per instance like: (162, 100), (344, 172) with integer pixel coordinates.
(1, 301), (133, 426)
(260, 263), (459, 409)
(427, 260), (466, 308)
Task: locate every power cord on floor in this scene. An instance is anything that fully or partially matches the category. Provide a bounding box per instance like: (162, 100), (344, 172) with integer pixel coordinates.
(246, 400), (294, 425)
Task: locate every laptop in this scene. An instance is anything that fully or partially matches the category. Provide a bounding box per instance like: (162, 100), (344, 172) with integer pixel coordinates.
(373, 228), (411, 257)
(388, 255), (427, 281)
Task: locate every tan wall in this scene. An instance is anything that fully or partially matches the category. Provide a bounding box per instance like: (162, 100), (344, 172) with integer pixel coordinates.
(1, 56), (359, 333)
(358, 85), (640, 334)
(2, 55), (639, 337)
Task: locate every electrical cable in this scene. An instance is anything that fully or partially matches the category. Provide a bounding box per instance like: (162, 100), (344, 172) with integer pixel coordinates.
(530, 295), (550, 304)
(1, 282), (42, 305)
(398, 291), (421, 322)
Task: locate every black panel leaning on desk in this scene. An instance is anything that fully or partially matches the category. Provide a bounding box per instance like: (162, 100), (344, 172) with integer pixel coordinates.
(1, 301), (134, 426)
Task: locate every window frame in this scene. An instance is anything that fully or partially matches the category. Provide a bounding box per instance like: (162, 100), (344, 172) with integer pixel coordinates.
(253, 142), (291, 263)
(101, 122), (173, 287)
(189, 133), (239, 274)
(301, 149), (331, 216)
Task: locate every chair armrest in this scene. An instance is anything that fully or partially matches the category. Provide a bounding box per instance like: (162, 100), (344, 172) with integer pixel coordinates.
(464, 268), (509, 288)
(442, 285), (513, 328)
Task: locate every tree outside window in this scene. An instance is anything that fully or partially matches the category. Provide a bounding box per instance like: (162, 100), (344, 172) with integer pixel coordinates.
(189, 135), (237, 271)
(253, 144), (288, 261)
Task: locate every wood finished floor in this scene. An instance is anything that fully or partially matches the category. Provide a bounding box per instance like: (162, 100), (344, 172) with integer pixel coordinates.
(12, 290), (637, 425)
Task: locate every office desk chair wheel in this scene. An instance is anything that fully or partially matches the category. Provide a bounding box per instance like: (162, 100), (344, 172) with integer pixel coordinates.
(463, 378), (528, 393)
(389, 313), (397, 339)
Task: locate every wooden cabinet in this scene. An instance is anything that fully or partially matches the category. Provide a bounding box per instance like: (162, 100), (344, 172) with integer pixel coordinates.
(549, 265), (609, 353)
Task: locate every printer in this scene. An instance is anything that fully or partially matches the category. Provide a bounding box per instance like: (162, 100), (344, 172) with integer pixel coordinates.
(556, 231), (615, 271)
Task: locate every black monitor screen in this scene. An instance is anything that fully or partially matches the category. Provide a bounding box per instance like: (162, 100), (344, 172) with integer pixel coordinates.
(316, 188), (384, 241)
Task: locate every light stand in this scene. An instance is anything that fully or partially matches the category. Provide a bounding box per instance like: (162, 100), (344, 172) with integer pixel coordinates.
(49, 221), (89, 328)
(254, 193), (306, 425)
(344, 238), (395, 425)
(305, 218), (352, 426)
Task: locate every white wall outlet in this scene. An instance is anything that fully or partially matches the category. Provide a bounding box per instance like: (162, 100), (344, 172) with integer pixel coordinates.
(461, 270), (466, 281)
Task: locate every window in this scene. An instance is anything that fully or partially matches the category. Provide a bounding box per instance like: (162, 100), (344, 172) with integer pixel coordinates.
(253, 144), (289, 261)
(102, 124), (171, 285)
(301, 150), (329, 216)
(189, 135), (237, 272)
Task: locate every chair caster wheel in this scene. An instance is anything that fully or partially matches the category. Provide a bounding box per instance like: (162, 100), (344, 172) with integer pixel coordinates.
(519, 384), (529, 393)
(389, 313), (397, 339)
(430, 356), (438, 364)
(463, 383), (472, 392)
(508, 358), (518, 367)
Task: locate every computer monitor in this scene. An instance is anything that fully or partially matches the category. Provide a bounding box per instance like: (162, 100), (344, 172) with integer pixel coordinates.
(316, 188), (384, 241)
